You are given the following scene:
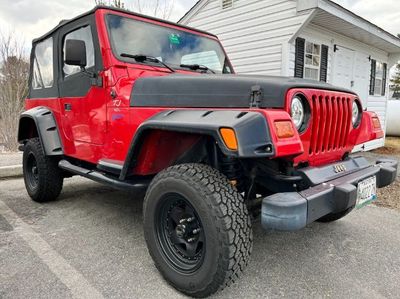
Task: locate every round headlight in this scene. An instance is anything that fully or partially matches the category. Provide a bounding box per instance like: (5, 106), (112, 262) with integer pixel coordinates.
(291, 96), (305, 130)
(352, 101), (361, 127)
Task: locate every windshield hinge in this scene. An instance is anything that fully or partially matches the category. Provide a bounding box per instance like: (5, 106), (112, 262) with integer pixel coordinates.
(250, 85), (263, 108)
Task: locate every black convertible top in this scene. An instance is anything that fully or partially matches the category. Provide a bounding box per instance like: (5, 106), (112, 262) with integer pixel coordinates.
(33, 5), (216, 44)
(130, 74), (356, 108)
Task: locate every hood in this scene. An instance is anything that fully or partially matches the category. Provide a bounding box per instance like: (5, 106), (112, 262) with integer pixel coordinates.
(130, 74), (356, 108)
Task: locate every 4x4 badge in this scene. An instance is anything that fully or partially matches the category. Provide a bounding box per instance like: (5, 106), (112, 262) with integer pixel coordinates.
(334, 164), (347, 173)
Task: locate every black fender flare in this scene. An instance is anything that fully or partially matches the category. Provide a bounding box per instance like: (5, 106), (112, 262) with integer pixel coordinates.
(120, 110), (274, 180)
(18, 106), (63, 156)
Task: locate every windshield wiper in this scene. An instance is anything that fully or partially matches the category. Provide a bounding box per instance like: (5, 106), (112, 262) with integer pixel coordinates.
(120, 53), (175, 73)
(180, 64), (216, 74)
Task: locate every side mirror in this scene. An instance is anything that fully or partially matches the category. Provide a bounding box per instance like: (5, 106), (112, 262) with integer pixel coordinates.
(65, 39), (87, 68)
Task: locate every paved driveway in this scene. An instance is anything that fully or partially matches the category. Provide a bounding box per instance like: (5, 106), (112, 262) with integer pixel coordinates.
(1, 177), (399, 299)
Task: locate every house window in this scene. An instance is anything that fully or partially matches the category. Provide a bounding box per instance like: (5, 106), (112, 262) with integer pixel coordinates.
(370, 59), (387, 96)
(294, 37), (328, 82)
(32, 37), (54, 89)
(374, 62), (384, 95)
(304, 41), (321, 81)
(221, 0), (238, 9)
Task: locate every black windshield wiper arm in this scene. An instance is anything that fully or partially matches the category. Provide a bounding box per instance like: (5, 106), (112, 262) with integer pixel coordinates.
(180, 64), (216, 74)
(120, 53), (175, 73)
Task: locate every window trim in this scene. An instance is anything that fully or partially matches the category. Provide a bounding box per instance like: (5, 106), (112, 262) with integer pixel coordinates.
(104, 13), (234, 74)
(303, 41), (322, 81)
(61, 25), (96, 79)
(370, 59), (387, 97)
(32, 37), (54, 90)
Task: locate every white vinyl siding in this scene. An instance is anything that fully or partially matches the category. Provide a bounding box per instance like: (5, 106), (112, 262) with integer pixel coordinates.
(181, 0), (310, 75)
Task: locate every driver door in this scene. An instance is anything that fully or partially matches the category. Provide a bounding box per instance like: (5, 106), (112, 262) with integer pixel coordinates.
(58, 18), (106, 158)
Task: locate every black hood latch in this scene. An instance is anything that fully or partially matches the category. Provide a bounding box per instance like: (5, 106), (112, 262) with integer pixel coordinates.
(250, 85), (263, 108)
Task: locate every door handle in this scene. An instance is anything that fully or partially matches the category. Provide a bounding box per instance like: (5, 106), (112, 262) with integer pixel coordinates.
(64, 103), (72, 111)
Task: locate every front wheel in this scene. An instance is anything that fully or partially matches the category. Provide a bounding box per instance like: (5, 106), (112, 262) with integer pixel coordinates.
(143, 164), (252, 298)
(23, 138), (63, 202)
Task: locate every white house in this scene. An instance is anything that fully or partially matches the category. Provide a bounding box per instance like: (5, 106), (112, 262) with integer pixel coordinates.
(180, 0), (400, 150)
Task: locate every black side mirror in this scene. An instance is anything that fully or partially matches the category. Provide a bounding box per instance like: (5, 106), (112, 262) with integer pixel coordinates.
(65, 39), (87, 67)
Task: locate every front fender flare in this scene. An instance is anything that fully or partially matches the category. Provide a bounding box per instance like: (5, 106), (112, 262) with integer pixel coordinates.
(120, 110), (274, 180)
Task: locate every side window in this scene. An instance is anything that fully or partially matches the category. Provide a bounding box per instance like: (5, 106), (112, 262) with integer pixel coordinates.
(32, 37), (54, 89)
(63, 26), (95, 77)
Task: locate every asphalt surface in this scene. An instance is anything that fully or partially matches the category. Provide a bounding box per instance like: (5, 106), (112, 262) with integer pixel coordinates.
(1, 177), (400, 299)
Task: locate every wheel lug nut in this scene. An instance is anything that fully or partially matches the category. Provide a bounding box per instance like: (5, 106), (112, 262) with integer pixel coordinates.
(192, 228), (201, 234)
(187, 237), (196, 243)
(186, 217), (195, 223)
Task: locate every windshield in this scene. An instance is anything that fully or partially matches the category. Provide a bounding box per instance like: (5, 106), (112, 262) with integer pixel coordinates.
(106, 14), (233, 74)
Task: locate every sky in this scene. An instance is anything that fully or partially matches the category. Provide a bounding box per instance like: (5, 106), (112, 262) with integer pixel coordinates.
(0, 0), (400, 45)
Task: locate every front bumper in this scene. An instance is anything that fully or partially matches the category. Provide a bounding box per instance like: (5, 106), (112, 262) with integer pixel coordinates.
(261, 157), (398, 231)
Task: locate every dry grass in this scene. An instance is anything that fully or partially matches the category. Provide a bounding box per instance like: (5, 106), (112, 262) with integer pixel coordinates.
(372, 137), (400, 156)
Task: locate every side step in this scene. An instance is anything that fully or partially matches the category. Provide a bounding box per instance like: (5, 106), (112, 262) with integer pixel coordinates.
(59, 160), (150, 192)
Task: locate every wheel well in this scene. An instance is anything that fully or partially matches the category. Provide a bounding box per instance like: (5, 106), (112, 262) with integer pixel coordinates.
(18, 117), (39, 142)
(132, 130), (211, 176)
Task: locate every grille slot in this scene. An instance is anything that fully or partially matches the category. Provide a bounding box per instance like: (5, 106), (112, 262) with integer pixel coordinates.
(309, 94), (352, 156)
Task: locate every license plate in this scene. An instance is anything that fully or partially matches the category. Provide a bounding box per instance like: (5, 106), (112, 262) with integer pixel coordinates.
(356, 176), (377, 209)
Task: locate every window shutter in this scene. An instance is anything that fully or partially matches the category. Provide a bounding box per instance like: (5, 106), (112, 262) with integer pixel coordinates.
(320, 44), (329, 82)
(294, 37), (305, 78)
(382, 63), (387, 96)
(369, 59), (376, 95)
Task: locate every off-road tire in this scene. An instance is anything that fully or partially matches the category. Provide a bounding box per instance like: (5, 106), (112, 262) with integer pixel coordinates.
(23, 138), (63, 202)
(317, 207), (352, 223)
(143, 163), (253, 298)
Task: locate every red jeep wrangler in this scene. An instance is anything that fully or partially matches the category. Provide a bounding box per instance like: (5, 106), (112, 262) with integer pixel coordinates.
(18, 6), (397, 297)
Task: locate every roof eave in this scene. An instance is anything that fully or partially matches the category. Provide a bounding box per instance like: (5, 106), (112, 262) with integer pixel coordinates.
(297, 0), (400, 50)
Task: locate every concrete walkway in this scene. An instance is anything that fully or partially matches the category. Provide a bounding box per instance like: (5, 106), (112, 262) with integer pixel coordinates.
(0, 153), (23, 179)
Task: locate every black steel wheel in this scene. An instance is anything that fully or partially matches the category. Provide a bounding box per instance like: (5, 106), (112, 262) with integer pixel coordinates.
(25, 152), (39, 191)
(143, 163), (252, 298)
(23, 138), (63, 202)
(156, 193), (205, 273)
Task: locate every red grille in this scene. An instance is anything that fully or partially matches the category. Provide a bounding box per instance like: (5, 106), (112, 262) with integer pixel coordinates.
(309, 94), (353, 156)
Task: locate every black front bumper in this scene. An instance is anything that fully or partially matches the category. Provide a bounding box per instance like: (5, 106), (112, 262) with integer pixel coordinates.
(261, 157), (398, 231)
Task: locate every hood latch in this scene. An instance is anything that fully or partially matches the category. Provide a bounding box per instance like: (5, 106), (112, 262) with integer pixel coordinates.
(250, 85), (263, 108)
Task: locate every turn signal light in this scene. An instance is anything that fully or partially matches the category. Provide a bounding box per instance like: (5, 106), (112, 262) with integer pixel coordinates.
(220, 128), (238, 151)
(372, 117), (381, 129)
(275, 121), (295, 139)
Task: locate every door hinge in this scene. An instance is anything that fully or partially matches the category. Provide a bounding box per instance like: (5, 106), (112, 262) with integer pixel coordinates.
(334, 44), (339, 52)
(250, 85), (263, 108)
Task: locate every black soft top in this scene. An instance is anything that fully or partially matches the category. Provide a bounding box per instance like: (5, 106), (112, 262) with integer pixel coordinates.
(33, 5), (217, 44)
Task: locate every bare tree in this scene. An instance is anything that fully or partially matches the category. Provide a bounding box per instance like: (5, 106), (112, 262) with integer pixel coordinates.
(130, 0), (175, 20)
(0, 32), (29, 151)
(94, 0), (125, 8)
(94, 0), (175, 20)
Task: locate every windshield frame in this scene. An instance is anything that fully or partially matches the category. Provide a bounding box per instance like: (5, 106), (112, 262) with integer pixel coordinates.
(104, 13), (234, 73)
